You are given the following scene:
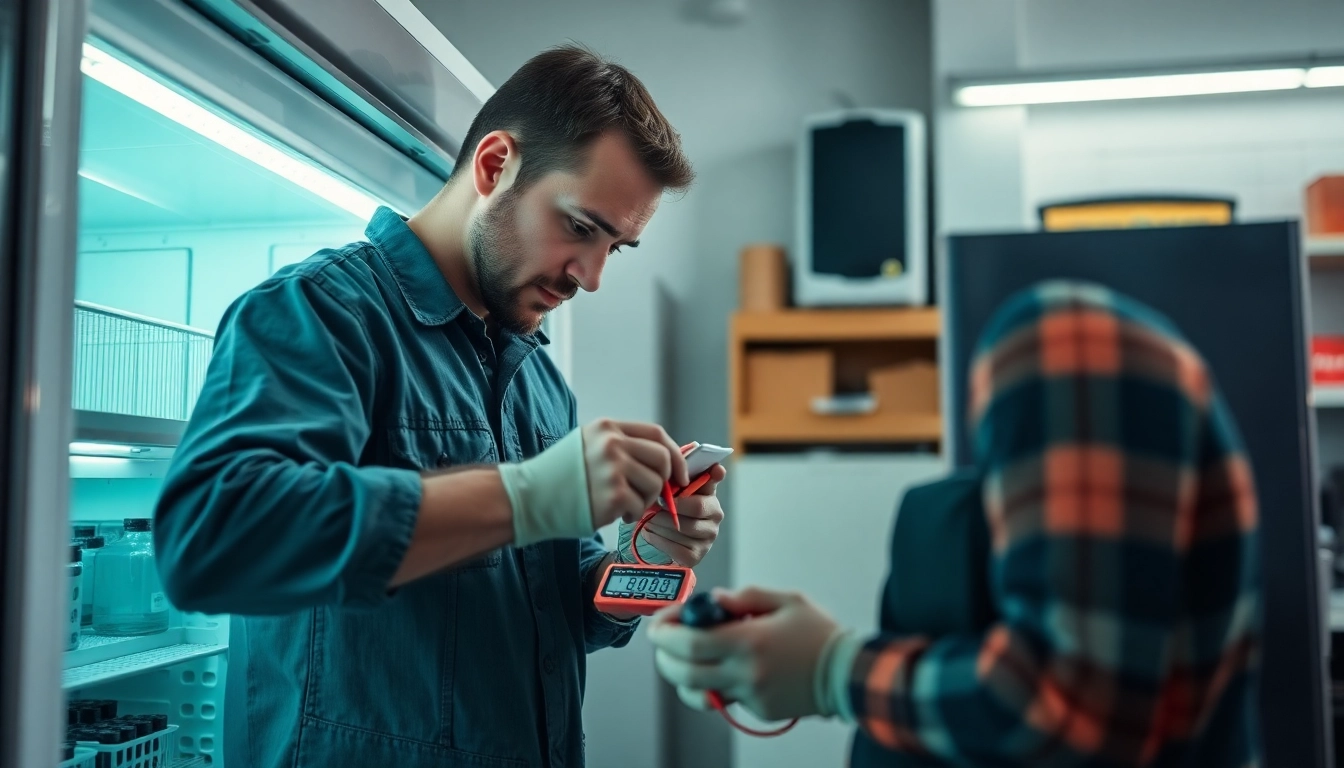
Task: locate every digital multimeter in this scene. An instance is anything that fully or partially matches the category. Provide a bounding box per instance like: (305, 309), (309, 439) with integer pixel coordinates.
(594, 564), (696, 616)
(593, 442), (731, 617)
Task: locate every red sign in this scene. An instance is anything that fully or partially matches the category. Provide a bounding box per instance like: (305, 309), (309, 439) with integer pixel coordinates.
(1314, 337), (1344, 385)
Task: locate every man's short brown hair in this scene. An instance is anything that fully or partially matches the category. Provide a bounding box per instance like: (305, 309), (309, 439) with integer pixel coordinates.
(450, 44), (693, 193)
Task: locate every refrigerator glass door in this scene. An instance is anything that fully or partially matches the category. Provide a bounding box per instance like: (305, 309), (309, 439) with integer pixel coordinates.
(2, 1), (89, 766)
(57, 0), (446, 765)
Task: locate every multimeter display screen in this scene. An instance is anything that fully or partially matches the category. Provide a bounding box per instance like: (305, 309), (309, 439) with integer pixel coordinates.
(602, 568), (684, 600)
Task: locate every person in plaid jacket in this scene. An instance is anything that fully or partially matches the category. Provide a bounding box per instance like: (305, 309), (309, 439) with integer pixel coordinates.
(650, 281), (1261, 767)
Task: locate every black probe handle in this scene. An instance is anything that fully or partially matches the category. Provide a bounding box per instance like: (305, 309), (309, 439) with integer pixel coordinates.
(680, 592), (731, 629)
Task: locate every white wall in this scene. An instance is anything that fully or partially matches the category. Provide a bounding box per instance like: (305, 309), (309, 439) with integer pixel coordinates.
(729, 455), (946, 768)
(1021, 93), (1344, 226)
(1015, 0), (1344, 71)
(78, 222), (366, 333)
(932, 0), (1025, 235)
(935, 0), (1344, 234)
(934, 0), (1344, 479)
(411, 2), (932, 766)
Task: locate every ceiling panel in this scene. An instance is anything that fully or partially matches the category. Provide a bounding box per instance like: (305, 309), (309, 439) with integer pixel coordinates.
(78, 77), (360, 231)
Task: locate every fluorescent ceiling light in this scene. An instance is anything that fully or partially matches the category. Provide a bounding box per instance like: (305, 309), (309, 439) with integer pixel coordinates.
(1307, 66), (1344, 88)
(956, 68), (1309, 107)
(71, 441), (134, 454)
(80, 43), (380, 220)
(70, 441), (141, 456)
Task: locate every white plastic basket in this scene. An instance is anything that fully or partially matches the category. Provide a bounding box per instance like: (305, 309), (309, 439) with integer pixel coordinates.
(58, 746), (97, 768)
(72, 302), (214, 421)
(76, 724), (178, 768)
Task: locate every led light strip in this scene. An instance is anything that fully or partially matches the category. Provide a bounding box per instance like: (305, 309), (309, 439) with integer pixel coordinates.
(1307, 66), (1344, 89)
(70, 441), (137, 455)
(954, 65), (1344, 107)
(81, 42), (381, 219)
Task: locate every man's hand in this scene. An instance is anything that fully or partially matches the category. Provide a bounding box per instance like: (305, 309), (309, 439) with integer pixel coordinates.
(582, 420), (689, 529)
(624, 463), (726, 567)
(647, 586), (843, 722)
(501, 419), (687, 548)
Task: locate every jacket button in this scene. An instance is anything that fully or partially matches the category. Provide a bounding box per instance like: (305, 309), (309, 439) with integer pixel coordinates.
(543, 655), (557, 674)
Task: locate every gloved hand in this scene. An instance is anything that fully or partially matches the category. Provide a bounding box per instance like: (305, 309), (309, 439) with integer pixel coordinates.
(501, 419), (689, 547)
(648, 586), (860, 722)
(618, 463), (726, 567)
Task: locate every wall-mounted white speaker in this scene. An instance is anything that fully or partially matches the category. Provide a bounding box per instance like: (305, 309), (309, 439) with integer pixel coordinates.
(794, 109), (928, 307)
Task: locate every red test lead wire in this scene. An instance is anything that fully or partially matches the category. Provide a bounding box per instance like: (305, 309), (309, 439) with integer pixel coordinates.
(638, 484), (799, 738)
(631, 481), (678, 566)
(706, 692), (798, 738)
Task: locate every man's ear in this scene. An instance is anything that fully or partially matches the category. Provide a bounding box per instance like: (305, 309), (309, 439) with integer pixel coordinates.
(472, 130), (520, 199)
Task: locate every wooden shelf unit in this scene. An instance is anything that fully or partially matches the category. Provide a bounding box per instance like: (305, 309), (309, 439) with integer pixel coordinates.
(1307, 236), (1344, 269)
(732, 307), (941, 342)
(729, 308), (942, 453)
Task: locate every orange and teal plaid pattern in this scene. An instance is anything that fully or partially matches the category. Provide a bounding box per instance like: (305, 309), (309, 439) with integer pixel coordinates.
(849, 281), (1261, 767)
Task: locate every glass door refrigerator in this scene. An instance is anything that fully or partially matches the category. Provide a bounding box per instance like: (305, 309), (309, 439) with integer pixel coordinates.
(0, 1), (499, 765)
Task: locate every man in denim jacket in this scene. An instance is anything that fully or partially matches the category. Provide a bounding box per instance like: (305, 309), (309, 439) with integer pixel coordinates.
(154, 45), (720, 768)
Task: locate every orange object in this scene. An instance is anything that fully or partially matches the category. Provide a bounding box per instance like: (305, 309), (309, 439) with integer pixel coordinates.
(740, 244), (789, 311)
(1039, 197), (1234, 231)
(1306, 177), (1344, 235)
(869, 360), (939, 414)
(1308, 177), (1344, 235)
(728, 309), (942, 454)
(593, 561), (696, 617)
(593, 478), (696, 617)
(1314, 337), (1344, 385)
(745, 349), (833, 416)
(594, 444), (728, 617)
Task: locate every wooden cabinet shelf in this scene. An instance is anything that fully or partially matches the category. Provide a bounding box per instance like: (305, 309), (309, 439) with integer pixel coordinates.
(732, 307), (939, 342)
(1307, 236), (1344, 269)
(729, 308), (943, 453)
(736, 412), (943, 444)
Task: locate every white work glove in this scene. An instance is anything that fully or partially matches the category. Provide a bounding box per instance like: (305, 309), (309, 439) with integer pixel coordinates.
(500, 419), (689, 547)
(648, 586), (863, 723)
(617, 463), (727, 567)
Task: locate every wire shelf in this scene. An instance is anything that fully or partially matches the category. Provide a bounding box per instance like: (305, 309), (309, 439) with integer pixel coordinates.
(64, 642), (227, 690)
(73, 302), (214, 422)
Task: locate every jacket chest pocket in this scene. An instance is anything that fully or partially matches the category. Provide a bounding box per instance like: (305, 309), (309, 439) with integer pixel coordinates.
(380, 424), (503, 570)
(535, 428), (569, 453)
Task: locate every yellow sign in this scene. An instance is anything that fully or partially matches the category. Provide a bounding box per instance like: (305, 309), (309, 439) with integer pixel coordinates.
(1042, 200), (1233, 231)
(881, 259), (903, 278)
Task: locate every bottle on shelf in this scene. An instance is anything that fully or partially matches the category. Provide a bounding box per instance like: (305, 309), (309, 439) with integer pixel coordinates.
(92, 518), (168, 636)
(65, 699), (173, 762)
(77, 535), (104, 628)
(66, 545), (82, 651)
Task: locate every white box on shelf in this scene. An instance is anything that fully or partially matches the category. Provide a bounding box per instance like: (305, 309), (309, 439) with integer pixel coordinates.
(1315, 386), (1344, 409)
(1306, 236), (1344, 259)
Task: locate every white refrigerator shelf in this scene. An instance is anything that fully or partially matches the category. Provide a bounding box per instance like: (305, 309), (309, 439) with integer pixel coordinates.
(63, 627), (226, 690)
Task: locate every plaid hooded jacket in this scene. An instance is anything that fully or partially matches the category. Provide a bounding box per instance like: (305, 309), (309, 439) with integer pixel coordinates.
(847, 281), (1261, 768)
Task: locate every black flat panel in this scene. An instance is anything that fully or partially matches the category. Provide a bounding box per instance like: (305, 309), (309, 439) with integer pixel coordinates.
(945, 222), (1322, 768)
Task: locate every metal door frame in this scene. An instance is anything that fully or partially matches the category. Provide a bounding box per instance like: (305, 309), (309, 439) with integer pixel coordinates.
(0, 0), (87, 764)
